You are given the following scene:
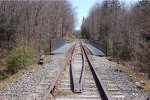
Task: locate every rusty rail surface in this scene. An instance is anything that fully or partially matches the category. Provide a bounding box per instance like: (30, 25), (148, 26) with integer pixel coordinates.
(42, 42), (76, 100)
(81, 42), (112, 100)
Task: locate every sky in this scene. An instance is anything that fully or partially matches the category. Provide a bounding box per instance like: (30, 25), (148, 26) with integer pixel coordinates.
(70, 0), (139, 30)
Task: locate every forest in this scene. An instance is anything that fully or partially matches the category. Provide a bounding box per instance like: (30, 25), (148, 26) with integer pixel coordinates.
(0, 0), (76, 79)
(81, 0), (150, 79)
(0, 0), (149, 81)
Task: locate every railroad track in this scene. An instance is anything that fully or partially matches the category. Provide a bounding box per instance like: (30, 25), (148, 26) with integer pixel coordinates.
(53, 40), (102, 100)
(82, 43), (126, 100)
(71, 41), (85, 93)
(26, 42), (76, 100)
(28, 40), (126, 100)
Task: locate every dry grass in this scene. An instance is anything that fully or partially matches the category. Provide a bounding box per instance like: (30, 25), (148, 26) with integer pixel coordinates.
(0, 56), (50, 91)
(0, 55), (51, 91)
(116, 63), (150, 93)
(0, 63), (40, 91)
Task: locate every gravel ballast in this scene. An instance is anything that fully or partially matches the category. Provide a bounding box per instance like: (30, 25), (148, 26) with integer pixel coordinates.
(0, 55), (65, 100)
(0, 55), (149, 100)
(97, 57), (149, 100)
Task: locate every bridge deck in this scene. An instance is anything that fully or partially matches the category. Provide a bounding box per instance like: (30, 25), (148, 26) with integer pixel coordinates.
(84, 43), (105, 56)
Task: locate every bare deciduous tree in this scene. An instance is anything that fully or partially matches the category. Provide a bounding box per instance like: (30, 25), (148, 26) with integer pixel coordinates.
(82, 0), (150, 78)
(0, 0), (76, 56)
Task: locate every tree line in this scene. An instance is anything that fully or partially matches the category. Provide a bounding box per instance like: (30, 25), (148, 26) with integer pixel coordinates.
(0, 0), (76, 54)
(0, 0), (76, 76)
(81, 0), (150, 78)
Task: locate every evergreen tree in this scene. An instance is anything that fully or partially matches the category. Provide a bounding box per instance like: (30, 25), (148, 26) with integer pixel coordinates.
(81, 17), (90, 39)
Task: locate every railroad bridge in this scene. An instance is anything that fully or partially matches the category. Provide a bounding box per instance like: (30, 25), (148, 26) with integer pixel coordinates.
(0, 39), (149, 100)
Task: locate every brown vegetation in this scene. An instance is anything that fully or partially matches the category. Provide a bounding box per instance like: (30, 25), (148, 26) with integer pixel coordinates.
(81, 0), (150, 79)
(0, 0), (76, 78)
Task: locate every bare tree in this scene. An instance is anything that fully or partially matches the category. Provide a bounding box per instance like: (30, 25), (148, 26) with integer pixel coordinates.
(82, 0), (150, 78)
(0, 0), (76, 57)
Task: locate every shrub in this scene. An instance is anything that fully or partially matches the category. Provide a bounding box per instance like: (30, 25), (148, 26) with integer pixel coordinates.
(107, 38), (113, 56)
(5, 45), (34, 74)
(0, 70), (7, 80)
(44, 43), (51, 54)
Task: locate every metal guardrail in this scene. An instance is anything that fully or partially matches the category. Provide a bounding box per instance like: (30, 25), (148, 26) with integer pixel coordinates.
(90, 40), (106, 54)
(51, 38), (66, 52)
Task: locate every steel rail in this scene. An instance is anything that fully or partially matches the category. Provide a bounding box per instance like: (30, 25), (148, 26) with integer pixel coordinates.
(71, 41), (86, 93)
(71, 42), (82, 93)
(81, 42), (112, 100)
(42, 43), (76, 100)
(78, 42), (86, 92)
(71, 44), (79, 92)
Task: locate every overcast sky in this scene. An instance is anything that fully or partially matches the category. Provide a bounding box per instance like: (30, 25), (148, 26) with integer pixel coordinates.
(70, 0), (139, 30)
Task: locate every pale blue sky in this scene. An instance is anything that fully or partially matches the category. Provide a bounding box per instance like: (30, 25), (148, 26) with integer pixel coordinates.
(70, 0), (139, 30)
